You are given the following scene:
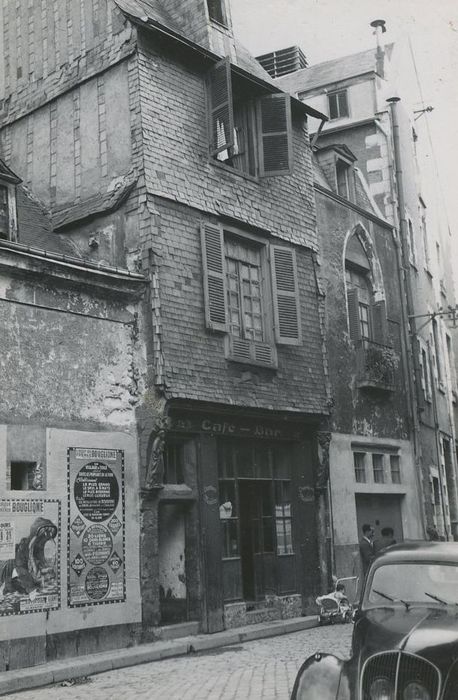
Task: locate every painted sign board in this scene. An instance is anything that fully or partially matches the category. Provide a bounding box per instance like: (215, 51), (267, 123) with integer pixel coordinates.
(67, 448), (125, 607)
(0, 499), (60, 616)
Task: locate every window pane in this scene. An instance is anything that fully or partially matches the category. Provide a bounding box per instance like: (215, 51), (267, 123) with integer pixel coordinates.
(221, 520), (239, 557)
(338, 90), (349, 117)
(219, 479), (236, 516)
(263, 518), (274, 552)
(328, 93), (338, 119)
(390, 455), (401, 484)
(273, 448), (290, 479)
(372, 454), (385, 483)
(236, 443), (254, 477)
(354, 452), (366, 483)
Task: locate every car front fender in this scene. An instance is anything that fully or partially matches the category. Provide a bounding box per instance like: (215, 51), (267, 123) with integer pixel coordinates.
(291, 653), (352, 700)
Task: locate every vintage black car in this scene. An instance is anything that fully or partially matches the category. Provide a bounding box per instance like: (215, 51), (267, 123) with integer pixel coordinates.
(291, 541), (458, 700)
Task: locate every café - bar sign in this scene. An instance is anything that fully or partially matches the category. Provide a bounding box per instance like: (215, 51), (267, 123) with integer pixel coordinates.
(170, 412), (303, 440)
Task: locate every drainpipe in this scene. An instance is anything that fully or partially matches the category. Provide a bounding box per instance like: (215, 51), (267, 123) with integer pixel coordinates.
(387, 96), (427, 537)
(428, 345), (451, 539)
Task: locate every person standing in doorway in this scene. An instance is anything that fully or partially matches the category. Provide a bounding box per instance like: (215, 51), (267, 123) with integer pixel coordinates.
(377, 526), (397, 552)
(359, 523), (375, 576)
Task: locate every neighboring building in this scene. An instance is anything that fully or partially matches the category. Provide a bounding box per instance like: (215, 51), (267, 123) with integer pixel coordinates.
(269, 26), (458, 543)
(312, 146), (423, 584)
(0, 160), (146, 669)
(0, 0), (330, 666)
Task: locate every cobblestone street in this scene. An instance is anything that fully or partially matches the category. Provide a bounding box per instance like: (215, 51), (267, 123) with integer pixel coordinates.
(6, 625), (352, 700)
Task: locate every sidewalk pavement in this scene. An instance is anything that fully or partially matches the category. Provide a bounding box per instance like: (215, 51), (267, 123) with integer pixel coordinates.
(0, 615), (318, 697)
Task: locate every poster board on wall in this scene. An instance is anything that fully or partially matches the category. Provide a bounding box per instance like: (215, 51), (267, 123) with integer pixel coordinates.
(67, 448), (125, 607)
(0, 499), (61, 616)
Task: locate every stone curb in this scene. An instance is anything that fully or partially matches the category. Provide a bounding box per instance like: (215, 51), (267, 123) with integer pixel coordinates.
(0, 615), (318, 697)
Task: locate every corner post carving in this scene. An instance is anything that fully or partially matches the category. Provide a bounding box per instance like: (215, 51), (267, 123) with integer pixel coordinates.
(144, 416), (170, 491)
(316, 431), (331, 491)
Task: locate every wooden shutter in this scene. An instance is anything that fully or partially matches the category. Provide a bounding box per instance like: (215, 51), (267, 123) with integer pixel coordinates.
(257, 94), (293, 177)
(201, 222), (228, 332)
(270, 245), (301, 345)
(371, 300), (388, 345)
(208, 57), (234, 157)
(346, 288), (361, 342)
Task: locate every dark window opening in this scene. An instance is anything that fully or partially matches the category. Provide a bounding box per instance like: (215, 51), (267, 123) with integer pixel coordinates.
(346, 266), (372, 340)
(390, 455), (401, 484)
(208, 57), (292, 177)
(336, 159), (350, 199)
(10, 461), (39, 490)
(164, 442), (185, 484)
(432, 476), (441, 506)
(372, 454), (385, 484)
(207, 0), (228, 26)
(328, 90), (349, 120)
(0, 185), (9, 240)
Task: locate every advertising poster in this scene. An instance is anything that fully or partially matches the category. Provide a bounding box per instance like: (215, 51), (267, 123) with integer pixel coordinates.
(67, 448), (125, 607)
(0, 499), (60, 616)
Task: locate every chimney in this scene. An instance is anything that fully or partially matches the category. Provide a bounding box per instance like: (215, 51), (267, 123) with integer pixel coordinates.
(370, 19), (386, 78)
(256, 46), (307, 79)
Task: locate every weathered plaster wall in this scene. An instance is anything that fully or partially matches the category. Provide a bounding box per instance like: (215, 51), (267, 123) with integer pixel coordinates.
(0, 271), (142, 429)
(315, 190), (408, 437)
(329, 433), (422, 578)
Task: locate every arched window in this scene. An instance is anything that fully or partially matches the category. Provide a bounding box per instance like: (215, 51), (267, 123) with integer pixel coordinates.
(345, 228), (387, 345)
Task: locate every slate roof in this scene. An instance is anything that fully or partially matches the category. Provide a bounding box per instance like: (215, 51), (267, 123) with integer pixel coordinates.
(276, 44), (394, 95)
(115, 0), (283, 86)
(16, 186), (80, 257)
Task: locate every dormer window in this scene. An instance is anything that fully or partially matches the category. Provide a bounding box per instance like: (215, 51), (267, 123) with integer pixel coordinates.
(207, 0), (228, 26)
(336, 158), (351, 199)
(208, 57), (293, 178)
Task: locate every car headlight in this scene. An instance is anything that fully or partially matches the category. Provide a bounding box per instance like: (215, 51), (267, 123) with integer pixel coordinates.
(403, 682), (431, 700)
(369, 677), (394, 699)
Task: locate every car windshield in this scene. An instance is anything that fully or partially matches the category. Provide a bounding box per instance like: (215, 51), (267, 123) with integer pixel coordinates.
(367, 562), (458, 606)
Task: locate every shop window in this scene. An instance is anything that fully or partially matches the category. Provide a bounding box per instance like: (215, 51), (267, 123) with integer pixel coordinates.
(201, 223), (302, 367)
(353, 452), (366, 483)
(164, 442), (185, 484)
(207, 57), (292, 177)
(390, 455), (401, 484)
(219, 479), (239, 557)
(328, 89), (349, 120)
(10, 461), (43, 490)
(207, 0), (228, 26)
(372, 454), (385, 484)
(275, 481), (293, 554)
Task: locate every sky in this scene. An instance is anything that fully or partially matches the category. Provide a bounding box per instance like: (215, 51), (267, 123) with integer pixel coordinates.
(230, 0), (458, 275)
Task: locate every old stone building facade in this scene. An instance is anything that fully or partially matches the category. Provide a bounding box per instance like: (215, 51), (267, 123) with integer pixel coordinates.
(273, 31), (458, 547)
(312, 148), (423, 587)
(0, 0), (330, 666)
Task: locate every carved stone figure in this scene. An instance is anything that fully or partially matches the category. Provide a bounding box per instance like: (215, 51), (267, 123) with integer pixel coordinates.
(144, 425), (167, 490)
